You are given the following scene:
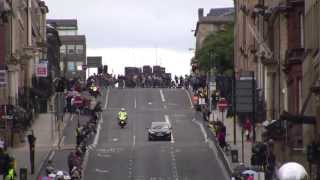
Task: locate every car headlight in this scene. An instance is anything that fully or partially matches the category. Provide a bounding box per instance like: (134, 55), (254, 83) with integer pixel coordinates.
(148, 130), (156, 134)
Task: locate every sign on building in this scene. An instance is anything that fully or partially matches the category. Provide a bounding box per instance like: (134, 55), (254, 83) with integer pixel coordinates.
(36, 62), (48, 77)
(236, 72), (256, 113)
(87, 56), (102, 68)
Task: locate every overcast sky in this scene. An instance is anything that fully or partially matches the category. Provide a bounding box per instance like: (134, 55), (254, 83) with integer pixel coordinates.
(44, 0), (234, 76)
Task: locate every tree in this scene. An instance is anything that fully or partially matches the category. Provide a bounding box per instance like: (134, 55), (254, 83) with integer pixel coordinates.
(197, 23), (234, 75)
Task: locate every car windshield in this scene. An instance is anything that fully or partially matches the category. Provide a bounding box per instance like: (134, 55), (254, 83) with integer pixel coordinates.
(151, 124), (169, 130)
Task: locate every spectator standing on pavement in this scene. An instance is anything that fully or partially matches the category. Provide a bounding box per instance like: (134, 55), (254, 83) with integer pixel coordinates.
(244, 118), (252, 141)
(68, 151), (76, 174)
(4, 159), (16, 180)
(247, 175), (254, 180)
(217, 126), (226, 149)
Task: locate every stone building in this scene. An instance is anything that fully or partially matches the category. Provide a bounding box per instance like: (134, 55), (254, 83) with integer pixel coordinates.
(235, 0), (320, 175)
(195, 8), (234, 52)
(47, 19), (87, 81)
(0, 0), (49, 146)
(193, 7), (234, 70)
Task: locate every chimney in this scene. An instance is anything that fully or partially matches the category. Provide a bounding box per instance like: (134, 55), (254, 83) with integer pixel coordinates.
(198, 8), (204, 19)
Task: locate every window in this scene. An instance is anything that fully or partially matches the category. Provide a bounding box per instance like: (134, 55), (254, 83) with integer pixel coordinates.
(76, 62), (83, 71)
(67, 45), (75, 54)
(300, 13), (304, 48)
(60, 62), (64, 71)
(58, 30), (77, 36)
(60, 45), (66, 54)
(76, 45), (84, 54)
(67, 61), (75, 72)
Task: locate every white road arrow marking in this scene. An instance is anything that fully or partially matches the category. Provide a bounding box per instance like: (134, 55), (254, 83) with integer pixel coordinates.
(96, 169), (109, 173)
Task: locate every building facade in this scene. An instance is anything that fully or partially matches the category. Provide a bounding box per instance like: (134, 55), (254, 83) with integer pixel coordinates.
(0, 0), (50, 146)
(235, 0), (320, 176)
(47, 19), (86, 81)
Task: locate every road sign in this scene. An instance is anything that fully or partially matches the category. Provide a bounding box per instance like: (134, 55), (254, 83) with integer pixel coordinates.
(199, 98), (206, 105)
(36, 62), (48, 77)
(217, 98), (228, 112)
(235, 79), (255, 113)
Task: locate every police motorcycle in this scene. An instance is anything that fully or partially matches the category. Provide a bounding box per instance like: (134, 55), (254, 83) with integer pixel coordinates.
(118, 108), (127, 128)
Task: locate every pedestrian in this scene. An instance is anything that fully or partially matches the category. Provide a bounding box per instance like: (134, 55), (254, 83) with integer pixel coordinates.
(218, 130), (226, 149)
(75, 127), (81, 146)
(4, 160), (16, 180)
(244, 118), (252, 141)
(67, 151), (76, 174)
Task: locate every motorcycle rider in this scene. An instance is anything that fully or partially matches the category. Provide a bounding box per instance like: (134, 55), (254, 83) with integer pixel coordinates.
(118, 108), (128, 124)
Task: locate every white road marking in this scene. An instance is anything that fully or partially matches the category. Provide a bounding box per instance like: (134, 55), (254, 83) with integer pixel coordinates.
(164, 115), (175, 143)
(103, 88), (110, 110)
(184, 89), (194, 109)
(60, 136), (65, 146)
(160, 89), (166, 102)
(133, 135), (136, 147)
(192, 118), (208, 143)
(96, 169), (109, 173)
(93, 115), (103, 148)
(97, 153), (111, 158)
(164, 115), (170, 125)
(134, 98), (137, 109)
(48, 151), (55, 161)
(69, 114), (74, 122)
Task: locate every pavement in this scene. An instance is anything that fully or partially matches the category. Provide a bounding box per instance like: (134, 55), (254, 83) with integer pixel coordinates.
(209, 109), (264, 169)
(6, 112), (72, 180)
(37, 88), (107, 179)
(82, 88), (230, 180)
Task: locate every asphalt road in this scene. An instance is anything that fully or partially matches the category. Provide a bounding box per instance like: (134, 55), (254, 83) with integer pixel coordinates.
(82, 88), (229, 180)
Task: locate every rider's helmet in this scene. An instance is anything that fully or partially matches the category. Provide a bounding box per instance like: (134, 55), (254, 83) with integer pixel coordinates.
(121, 108), (125, 111)
(56, 171), (64, 179)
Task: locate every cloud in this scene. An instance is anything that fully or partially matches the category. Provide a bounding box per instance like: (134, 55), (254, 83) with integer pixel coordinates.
(44, 0), (233, 76)
(45, 0), (234, 50)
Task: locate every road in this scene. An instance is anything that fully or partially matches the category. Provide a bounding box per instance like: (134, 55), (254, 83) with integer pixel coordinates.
(81, 88), (229, 180)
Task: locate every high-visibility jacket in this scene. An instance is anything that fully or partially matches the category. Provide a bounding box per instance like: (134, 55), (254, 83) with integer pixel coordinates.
(118, 111), (127, 121)
(75, 127), (81, 136)
(5, 168), (15, 180)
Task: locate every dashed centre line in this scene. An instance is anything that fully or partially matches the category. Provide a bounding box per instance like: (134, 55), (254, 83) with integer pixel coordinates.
(160, 89), (166, 102)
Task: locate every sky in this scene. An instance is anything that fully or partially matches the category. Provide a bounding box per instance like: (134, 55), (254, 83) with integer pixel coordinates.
(44, 0), (234, 76)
